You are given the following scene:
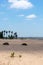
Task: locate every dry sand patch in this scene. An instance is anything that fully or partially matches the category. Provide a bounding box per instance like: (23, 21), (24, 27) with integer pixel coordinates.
(0, 39), (43, 65)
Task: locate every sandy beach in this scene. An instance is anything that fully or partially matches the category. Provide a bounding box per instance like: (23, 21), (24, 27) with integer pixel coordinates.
(0, 39), (43, 65)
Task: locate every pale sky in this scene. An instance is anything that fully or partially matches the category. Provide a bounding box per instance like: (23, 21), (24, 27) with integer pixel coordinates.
(0, 0), (43, 37)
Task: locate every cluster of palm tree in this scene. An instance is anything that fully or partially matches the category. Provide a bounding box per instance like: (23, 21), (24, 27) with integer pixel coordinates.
(2, 30), (18, 39)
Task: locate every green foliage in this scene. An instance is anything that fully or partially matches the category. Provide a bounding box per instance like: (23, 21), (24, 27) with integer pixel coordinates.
(10, 52), (15, 58)
(0, 31), (18, 39)
(8, 35), (14, 39)
(14, 32), (18, 39)
(0, 32), (3, 38)
(10, 52), (22, 59)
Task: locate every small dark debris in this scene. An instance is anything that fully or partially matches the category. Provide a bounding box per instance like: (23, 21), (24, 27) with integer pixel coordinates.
(21, 43), (27, 46)
(3, 42), (9, 45)
(19, 55), (22, 58)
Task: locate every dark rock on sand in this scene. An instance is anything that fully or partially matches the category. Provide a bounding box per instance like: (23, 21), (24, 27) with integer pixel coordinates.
(3, 42), (9, 45)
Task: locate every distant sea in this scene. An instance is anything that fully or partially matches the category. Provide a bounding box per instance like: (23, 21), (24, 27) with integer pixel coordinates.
(18, 37), (43, 40)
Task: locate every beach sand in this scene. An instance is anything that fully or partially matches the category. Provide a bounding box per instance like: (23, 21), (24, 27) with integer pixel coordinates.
(0, 39), (43, 65)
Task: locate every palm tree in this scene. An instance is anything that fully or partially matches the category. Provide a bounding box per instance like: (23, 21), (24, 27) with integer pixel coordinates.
(14, 32), (17, 39)
(6, 31), (8, 39)
(0, 31), (4, 38)
(11, 31), (13, 36)
(3, 30), (6, 38)
(9, 31), (10, 36)
(2, 31), (3, 37)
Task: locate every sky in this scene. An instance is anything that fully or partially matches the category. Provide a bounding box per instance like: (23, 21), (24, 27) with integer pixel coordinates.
(0, 0), (43, 37)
